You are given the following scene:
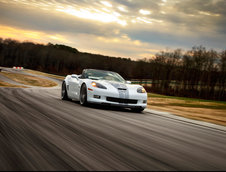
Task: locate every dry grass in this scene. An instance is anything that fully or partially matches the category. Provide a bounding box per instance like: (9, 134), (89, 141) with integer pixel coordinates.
(148, 94), (226, 126)
(0, 80), (27, 88)
(0, 72), (57, 87)
(25, 69), (65, 80)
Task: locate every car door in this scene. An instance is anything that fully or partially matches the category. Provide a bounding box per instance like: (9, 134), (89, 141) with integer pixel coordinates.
(68, 75), (80, 100)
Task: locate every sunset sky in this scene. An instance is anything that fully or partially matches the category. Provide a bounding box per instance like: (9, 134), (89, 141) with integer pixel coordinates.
(0, 0), (226, 59)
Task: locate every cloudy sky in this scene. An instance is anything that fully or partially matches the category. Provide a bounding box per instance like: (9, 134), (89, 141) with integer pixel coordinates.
(0, 0), (226, 59)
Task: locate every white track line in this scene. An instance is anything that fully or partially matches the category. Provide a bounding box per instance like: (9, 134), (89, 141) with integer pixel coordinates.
(145, 109), (226, 132)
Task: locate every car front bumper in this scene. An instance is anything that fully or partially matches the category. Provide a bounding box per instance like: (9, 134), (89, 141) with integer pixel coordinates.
(87, 88), (147, 109)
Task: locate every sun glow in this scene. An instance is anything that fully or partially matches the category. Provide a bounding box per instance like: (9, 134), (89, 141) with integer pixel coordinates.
(137, 17), (152, 24)
(56, 7), (127, 26)
(118, 6), (128, 12)
(199, 11), (220, 17)
(139, 9), (151, 15)
(100, 1), (112, 7)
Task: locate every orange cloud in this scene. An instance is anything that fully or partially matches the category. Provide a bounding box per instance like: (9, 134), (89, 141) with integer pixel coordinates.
(0, 25), (70, 44)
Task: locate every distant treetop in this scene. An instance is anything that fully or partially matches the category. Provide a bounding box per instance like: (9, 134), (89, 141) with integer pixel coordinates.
(48, 43), (79, 54)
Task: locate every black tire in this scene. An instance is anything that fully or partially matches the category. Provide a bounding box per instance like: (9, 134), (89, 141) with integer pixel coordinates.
(131, 108), (145, 113)
(80, 84), (88, 106)
(61, 81), (69, 100)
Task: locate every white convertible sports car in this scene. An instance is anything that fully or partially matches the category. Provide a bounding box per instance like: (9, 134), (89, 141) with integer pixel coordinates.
(61, 69), (147, 112)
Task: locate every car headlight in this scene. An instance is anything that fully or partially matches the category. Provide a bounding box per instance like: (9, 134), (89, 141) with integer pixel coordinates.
(91, 82), (107, 89)
(137, 87), (146, 93)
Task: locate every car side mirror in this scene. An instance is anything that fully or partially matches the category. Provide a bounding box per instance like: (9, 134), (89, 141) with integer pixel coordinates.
(126, 81), (131, 84)
(71, 74), (78, 80)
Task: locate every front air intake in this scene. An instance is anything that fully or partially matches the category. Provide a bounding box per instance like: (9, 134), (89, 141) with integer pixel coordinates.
(118, 88), (127, 91)
(106, 97), (137, 104)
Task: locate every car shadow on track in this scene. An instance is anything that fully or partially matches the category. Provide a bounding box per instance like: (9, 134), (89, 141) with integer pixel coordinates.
(74, 101), (145, 114)
(89, 104), (130, 112)
(60, 98), (146, 114)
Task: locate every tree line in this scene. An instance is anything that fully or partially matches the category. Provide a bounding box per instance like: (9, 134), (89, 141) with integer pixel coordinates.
(0, 38), (225, 101)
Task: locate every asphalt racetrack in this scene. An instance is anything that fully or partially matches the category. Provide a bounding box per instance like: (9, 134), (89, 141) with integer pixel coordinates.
(0, 68), (226, 170)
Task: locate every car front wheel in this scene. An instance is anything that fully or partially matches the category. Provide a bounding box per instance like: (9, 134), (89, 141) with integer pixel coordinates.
(80, 84), (88, 106)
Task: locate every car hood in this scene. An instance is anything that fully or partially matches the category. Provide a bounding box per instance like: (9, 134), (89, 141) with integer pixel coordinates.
(95, 80), (142, 90)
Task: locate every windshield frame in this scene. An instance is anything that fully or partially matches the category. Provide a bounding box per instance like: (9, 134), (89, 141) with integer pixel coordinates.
(82, 69), (126, 83)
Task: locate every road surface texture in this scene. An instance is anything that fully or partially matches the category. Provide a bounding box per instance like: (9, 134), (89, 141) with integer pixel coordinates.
(0, 68), (226, 170)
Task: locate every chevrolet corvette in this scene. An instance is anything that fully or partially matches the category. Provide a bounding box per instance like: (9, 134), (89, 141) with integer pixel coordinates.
(61, 69), (147, 112)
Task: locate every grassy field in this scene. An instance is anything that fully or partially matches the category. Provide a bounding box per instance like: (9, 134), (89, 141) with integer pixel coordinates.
(0, 80), (27, 88)
(0, 72), (57, 87)
(25, 69), (65, 80)
(148, 93), (226, 126)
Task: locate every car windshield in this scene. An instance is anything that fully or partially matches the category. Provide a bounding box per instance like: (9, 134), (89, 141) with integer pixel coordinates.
(84, 70), (125, 83)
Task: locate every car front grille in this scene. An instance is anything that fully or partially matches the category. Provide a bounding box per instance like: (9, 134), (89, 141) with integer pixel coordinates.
(106, 97), (137, 104)
(118, 88), (127, 90)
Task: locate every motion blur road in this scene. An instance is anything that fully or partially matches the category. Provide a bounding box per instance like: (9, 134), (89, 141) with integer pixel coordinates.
(0, 68), (226, 170)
